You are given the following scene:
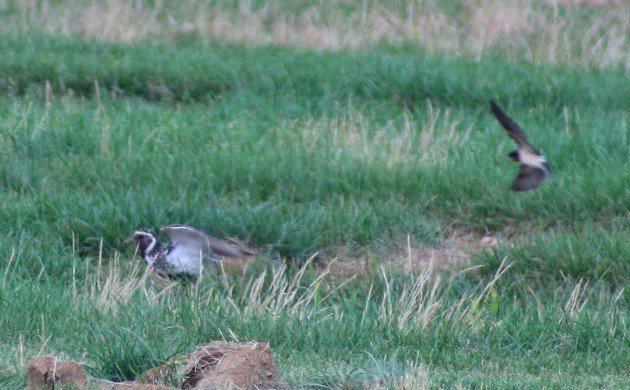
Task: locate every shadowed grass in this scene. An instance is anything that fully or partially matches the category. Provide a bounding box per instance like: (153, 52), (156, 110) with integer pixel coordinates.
(0, 34), (628, 109)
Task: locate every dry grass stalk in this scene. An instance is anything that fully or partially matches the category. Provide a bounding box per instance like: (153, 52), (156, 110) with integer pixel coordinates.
(5, 0), (628, 69)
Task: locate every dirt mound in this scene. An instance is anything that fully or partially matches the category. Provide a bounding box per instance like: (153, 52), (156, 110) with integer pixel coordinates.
(141, 341), (282, 389)
(26, 355), (176, 390)
(27, 341), (283, 389)
(27, 356), (87, 389)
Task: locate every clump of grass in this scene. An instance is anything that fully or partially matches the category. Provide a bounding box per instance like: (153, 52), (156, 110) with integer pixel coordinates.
(297, 354), (429, 389)
(472, 225), (629, 290)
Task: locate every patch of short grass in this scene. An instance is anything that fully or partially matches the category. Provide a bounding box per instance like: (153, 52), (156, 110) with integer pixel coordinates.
(474, 225), (629, 290)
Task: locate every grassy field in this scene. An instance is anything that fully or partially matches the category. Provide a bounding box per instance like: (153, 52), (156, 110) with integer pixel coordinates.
(0, 1), (628, 388)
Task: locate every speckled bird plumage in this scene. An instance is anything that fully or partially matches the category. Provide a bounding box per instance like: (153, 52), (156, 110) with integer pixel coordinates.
(125, 225), (254, 280)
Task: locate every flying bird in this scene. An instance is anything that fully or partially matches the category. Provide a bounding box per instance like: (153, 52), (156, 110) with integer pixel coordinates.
(490, 101), (551, 191)
(124, 224), (254, 280)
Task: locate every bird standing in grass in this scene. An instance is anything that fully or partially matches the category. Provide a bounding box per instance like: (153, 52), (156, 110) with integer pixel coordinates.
(490, 101), (551, 191)
(124, 224), (254, 280)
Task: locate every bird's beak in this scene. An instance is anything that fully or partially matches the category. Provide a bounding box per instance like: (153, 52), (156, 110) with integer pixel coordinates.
(123, 236), (136, 244)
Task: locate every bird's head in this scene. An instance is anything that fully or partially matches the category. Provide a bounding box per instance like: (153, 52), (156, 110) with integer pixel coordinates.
(507, 151), (519, 162)
(124, 229), (158, 257)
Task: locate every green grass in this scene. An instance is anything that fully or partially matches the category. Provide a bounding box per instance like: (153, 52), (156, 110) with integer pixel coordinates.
(0, 261), (627, 388)
(0, 19), (628, 390)
(0, 37), (627, 260)
(2, 34), (628, 108)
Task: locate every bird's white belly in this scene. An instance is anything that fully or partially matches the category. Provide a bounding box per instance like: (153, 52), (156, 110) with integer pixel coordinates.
(166, 247), (204, 274)
(520, 150), (546, 169)
(168, 257), (202, 274)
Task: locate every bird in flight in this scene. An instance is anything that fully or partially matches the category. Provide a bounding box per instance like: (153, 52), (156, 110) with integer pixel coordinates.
(124, 224), (254, 281)
(490, 101), (551, 191)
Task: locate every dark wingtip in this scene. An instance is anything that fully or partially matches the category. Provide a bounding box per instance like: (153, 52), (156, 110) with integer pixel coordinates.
(489, 100), (502, 115)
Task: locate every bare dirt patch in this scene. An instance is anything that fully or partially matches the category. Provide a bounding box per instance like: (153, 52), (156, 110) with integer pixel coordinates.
(322, 232), (498, 279)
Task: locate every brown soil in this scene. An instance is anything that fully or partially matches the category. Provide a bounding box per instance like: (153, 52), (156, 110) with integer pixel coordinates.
(27, 341), (285, 390)
(27, 356), (87, 389)
(140, 341), (284, 389)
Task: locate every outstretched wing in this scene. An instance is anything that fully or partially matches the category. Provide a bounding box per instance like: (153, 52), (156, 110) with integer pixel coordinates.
(511, 165), (546, 191)
(207, 236), (255, 259)
(161, 224), (254, 261)
(490, 101), (537, 153)
(161, 225), (210, 251)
